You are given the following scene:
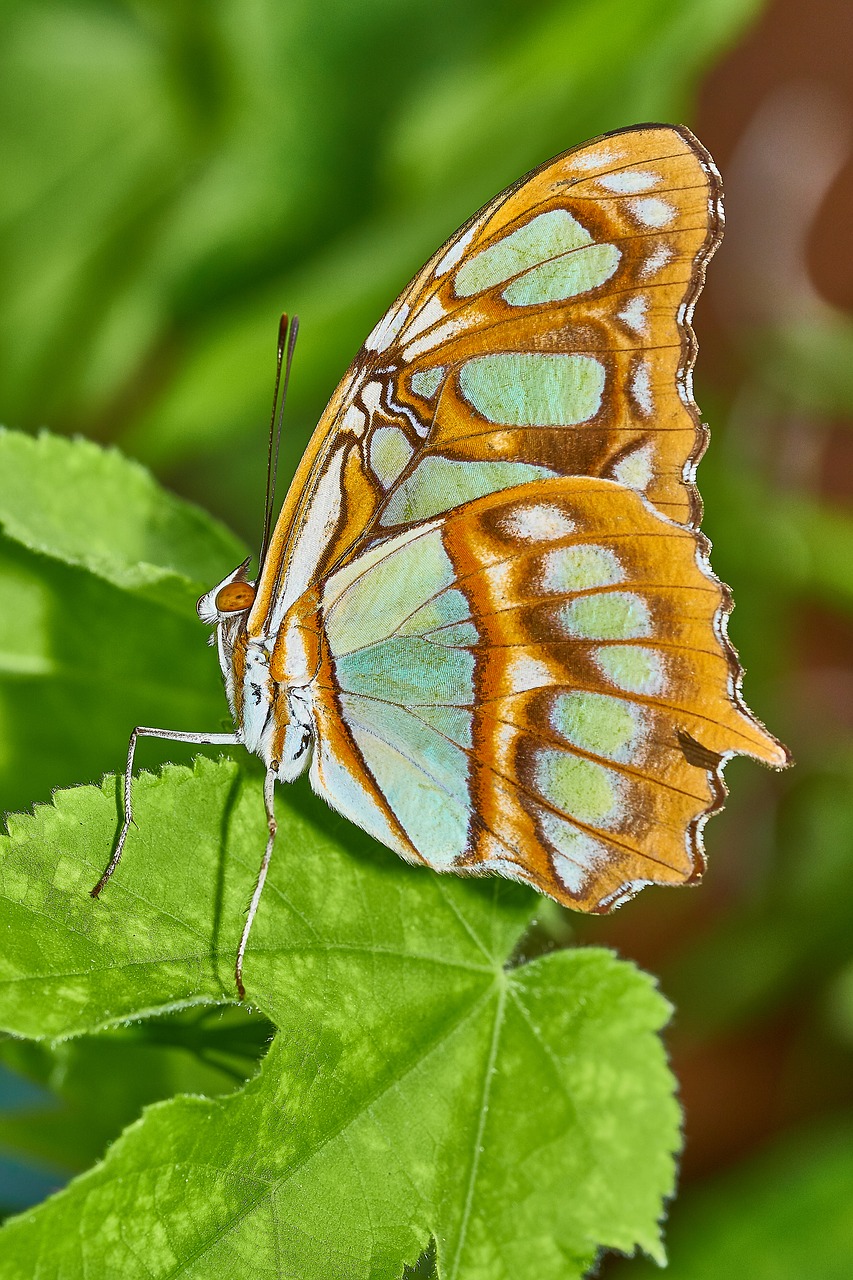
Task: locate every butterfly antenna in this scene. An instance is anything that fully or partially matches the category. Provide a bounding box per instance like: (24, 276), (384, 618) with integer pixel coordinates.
(259, 313), (300, 570)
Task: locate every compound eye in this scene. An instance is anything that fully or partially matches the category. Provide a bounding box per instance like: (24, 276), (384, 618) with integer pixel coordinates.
(215, 581), (256, 613)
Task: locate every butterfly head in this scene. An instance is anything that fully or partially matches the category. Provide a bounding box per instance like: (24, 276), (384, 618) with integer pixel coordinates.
(197, 556), (256, 626)
(197, 557), (257, 709)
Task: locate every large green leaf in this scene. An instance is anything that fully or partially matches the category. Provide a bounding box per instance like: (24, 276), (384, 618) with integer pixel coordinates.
(0, 430), (245, 816)
(0, 429), (245, 612)
(0, 0), (764, 522)
(0, 761), (680, 1277)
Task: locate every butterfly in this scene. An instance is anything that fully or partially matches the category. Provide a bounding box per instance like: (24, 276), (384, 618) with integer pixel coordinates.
(92, 123), (789, 998)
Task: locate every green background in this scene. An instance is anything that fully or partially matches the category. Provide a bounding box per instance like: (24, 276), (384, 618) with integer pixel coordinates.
(1, 0), (851, 1275)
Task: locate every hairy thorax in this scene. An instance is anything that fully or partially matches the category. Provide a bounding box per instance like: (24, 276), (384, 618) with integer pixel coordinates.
(237, 585), (323, 781)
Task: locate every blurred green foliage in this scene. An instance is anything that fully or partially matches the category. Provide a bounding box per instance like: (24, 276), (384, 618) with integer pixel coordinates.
(625, 1119), (853, 1279)
(0, 0), (763, 528)
(0, 1005), (275, 1176)
(0, 430), (245, 814)
(0, 0), (851, 1275)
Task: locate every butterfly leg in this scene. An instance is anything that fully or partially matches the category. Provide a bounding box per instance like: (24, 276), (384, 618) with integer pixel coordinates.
(90, 726), (241, 899)
(235, 764), (278, 1000)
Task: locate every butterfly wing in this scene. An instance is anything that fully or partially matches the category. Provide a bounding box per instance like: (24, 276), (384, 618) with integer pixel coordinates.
(248, 123), (722, 643)
(242, 122), (787, 910)
(309, 481), (786, 906)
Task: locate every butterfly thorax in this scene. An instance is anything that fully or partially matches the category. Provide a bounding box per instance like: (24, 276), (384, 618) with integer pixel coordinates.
(199, 568), (321, 782)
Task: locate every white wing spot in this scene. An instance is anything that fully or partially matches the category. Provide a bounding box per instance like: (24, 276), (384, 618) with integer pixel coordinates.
(434, 224), (478, 277)
(506, 653), (555, 693)
(572, 148), (622, 172)
(641, 243), (673, 278)
(613, 443), (654, 490)
(361, 381), (383, 415)
(539, 814), (610, 896)
(617, 295), (648, 335)
(364, 302), (410, 353)
(402, 318), (462, 361)
(631, 362), (653, 415)
(599, 170), (660, 194)
(500, 503), (575, 541)
(631, 197), (675, 228)
(678, 365), (695, 408)
(340, 404), (366, 437)
(552, 852), (592, 896)
(401, 295), (447, 343)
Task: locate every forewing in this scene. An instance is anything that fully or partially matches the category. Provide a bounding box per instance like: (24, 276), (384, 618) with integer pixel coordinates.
(249, 124), (722, 642)
(309, 481), (788, 909)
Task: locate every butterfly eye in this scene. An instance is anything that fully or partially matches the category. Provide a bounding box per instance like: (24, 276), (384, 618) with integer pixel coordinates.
(215, 581), (256, 613)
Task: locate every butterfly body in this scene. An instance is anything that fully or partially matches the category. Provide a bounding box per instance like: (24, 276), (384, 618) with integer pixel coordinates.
(97, 124), (789, 996)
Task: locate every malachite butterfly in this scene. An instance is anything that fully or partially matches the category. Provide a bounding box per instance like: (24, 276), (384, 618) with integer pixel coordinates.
(92, 123), (790, 998)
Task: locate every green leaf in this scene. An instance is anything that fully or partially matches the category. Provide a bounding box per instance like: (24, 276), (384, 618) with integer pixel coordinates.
(0, 534), (230, 817)
(0, 429), (241, 816)
(0, 429), (246, 613)
(0, 761), (680, 1277)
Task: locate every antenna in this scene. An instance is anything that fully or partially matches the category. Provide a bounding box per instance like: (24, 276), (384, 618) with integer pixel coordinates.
(259, 313), (300, 570)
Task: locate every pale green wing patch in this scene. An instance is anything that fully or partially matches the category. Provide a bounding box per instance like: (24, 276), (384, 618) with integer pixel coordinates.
(380, 456), (556, 526)
(454, 209), (594, 296)
(409, 367), (444, 398)
(552, 691), (645, 764)
(323, 527), (454, 656)
(503, 242), (621, 305)
(339, 692), (474, 867)
(539, 544), (625, 593)
(323, 523), (479, 870)
(535, 750), (624, 828)
(458, 353), (606, 426)
(594, 644), (667, 696)
(370, 427), (413, 488)
(559, 591), (653, 640)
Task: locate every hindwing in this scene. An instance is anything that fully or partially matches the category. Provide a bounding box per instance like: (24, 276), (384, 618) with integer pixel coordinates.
(307, 482), (786, 907)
